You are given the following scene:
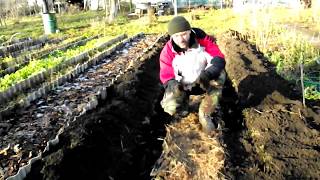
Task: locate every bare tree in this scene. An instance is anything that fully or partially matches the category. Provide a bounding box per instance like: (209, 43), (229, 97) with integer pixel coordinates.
(108, 0), (118, 23)
(84, 0), (87, 10)
(42, 0), (49, 13)
(105, 0), (110, 20)
(0, 5), (6, 27)
(173, 0), (177, 15)
(0, 15), (6, 27)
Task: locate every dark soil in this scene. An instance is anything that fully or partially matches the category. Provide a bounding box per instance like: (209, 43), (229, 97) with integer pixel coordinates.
(218, 31), (320, 179)
(0, 35), (162, 179)
(23, 36), (170, 180)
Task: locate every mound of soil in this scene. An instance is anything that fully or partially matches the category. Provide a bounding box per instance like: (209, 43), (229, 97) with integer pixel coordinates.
(218, 31), (320, 179)
(150, 113), (225, 180)
(243, 91), (320, 178)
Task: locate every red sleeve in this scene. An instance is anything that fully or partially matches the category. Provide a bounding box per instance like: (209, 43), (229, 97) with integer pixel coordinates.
(197, 35), (225, 59)
(159, 42), (175, 84)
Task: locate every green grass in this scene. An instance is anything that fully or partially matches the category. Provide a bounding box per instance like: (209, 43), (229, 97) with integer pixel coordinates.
(0, 11), (105, 44)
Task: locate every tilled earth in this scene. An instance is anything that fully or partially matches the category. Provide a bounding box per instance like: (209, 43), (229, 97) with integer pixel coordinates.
(218, 31), (320, 179)
(1, 31), (319, 180)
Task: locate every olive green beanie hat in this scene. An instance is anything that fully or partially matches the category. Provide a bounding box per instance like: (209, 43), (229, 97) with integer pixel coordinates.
(168, 16), (191, 36)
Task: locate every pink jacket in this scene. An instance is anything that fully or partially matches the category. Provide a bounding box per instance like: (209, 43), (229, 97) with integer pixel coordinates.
(159, 28), (225, 84)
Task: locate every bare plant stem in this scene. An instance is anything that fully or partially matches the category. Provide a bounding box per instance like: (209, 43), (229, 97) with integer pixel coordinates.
(300, 63), (305, 107)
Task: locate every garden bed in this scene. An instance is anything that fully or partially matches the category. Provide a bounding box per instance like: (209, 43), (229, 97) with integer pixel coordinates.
(218, 31), (320, 179)
(0, 34), (161, 179)
(0, 35), (99, 78)
(0, 34), (127, 112)
(0, 36), (63, 59)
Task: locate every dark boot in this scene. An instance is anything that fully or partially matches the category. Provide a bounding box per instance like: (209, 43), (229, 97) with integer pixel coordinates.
(198, 91), (220, 133)
(198, 70), (225, 133)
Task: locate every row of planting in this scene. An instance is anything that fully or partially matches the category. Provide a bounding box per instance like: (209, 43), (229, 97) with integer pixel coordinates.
(0, 36), (65, 70)
(4, 33), (159, 180)
(5, 37), (65, 59)
(0, 35), (98, 68)
(1, 36), (33, 46)
(0, 34), (128, 108)
(0, 35), (101, 78)
(0, 36), (57, 58)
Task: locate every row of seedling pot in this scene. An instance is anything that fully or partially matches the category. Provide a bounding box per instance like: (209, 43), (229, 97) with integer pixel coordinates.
(0, 36), (52, 58)
(8, 37), (65, 58)
(0, 34), (110, 94)
(1, 36), (33, 46)
(0, 34), (131, 118)
(0, 36), (63, 69)
(0, 35), (100, 78)
(6, 32), (160, 180)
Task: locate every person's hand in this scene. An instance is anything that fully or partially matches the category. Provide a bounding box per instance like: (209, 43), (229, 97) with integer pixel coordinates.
(161, 79), (183, 116)
(199, 71), (210, 91)
(164, 79), (180, 93)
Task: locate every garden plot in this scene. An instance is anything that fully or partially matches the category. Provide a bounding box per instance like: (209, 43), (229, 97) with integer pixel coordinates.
(1, 31), (319, 180)
(0, 35), (100, 78)
(0, 33), (160, 179)
(0, 34), (128, 117)
(0, 36), (64, 59)
(23, 31), (319, 180)
(1, 37), (34, 47)
(0, 36), (65, 77)
(14, 35), (167, 180)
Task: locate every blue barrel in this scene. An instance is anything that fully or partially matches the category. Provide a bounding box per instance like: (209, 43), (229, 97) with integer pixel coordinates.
(42, 13), (58, 34)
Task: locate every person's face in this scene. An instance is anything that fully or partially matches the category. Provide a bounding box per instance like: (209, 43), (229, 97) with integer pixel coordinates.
(171, 30), (191, 49)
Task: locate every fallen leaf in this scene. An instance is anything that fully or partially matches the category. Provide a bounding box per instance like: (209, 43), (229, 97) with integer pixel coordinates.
(0, 144), (10, 156)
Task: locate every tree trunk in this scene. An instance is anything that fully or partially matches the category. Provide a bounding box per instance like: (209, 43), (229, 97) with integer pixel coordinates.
(84, 0), (87, 11)
(108, 0), (117, 23)
(0, 7), (4, 27)
(173, 0), (178, 15)
(147, 5), (156, 24)
(0, 17), (4, 27)
(0, 14), (7, 27)
(42, 0), (49, 13)
(105, 0), (110, 21)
